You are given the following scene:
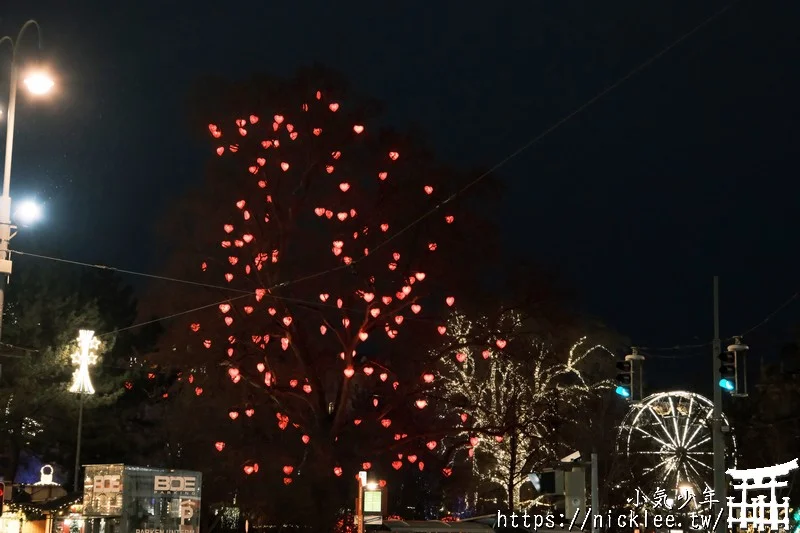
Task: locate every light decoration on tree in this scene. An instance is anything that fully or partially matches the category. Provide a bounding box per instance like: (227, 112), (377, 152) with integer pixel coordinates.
(432, 311), (614, 510)
(69, 330), (100, 394)
(188, 82), (465, 485)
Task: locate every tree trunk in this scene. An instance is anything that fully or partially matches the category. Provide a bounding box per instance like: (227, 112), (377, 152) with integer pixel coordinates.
(508, 429), (518, 510)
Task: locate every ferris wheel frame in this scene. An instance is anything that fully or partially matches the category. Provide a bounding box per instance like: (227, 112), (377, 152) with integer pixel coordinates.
(615, 390), (737, 505)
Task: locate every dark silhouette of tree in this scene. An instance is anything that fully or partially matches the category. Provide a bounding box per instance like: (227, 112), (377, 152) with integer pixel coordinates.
(145, 65), (507, 527)
(0, 255), (157, 485)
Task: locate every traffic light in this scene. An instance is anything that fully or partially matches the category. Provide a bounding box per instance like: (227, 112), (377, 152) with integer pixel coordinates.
(718, 350), (736, 392)
(0, 482), (5, 514)
(615, 360), (632, 399)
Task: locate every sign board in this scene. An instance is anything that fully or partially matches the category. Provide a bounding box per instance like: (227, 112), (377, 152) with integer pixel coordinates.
(83, 465), (202, 533)
(83, 464), (125, 516)
(363, 490), (382, 513)
(363, 515), (383, 525)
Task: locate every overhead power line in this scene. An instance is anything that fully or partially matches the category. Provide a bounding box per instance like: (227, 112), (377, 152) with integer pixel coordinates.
(10, 1), (740, 336)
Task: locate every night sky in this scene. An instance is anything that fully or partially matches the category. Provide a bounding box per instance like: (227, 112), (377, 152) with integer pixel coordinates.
(3, 1), (799, 392)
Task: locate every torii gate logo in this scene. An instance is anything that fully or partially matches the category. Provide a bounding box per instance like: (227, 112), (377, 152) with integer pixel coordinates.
(726, 458), (799, 531)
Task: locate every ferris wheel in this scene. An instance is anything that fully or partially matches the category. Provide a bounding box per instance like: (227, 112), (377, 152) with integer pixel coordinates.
(616, 391), (737, 505)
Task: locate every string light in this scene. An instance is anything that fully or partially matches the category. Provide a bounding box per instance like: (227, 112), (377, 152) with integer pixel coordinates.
(69, 330), (100, 394)
(435, 311), (613, 506)
(192, 88), (459, 482)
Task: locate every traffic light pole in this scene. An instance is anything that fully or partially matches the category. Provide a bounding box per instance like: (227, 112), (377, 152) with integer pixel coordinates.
(712, 276), (726, 533)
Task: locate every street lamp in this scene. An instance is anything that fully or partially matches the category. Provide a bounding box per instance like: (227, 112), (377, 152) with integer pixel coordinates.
(0, 19), (53, 343)
(70, 329), (100, 493)
(23, 72), (54, 95)
(14, 199), (42, 226)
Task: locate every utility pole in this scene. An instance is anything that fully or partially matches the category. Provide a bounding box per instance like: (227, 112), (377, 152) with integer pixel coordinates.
(591, 452), (599, 533)
(73, 390), (85, 493)
(712, 276), (726, 533)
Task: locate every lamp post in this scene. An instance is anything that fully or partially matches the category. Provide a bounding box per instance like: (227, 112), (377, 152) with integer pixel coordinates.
(70, 330), (100, 493)
(0, 19), (54, 342)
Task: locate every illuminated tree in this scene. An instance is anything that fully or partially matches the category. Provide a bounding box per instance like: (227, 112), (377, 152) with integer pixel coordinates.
(0, 257), (143, 482)
(429, 310), (615, 511)
(152, 67), (499, 525)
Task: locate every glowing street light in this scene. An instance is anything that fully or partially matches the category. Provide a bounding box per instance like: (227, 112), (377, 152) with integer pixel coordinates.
(23, 71), (54, 95)
(14, 199), (42, 226)
(71, 329), (101, 493)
